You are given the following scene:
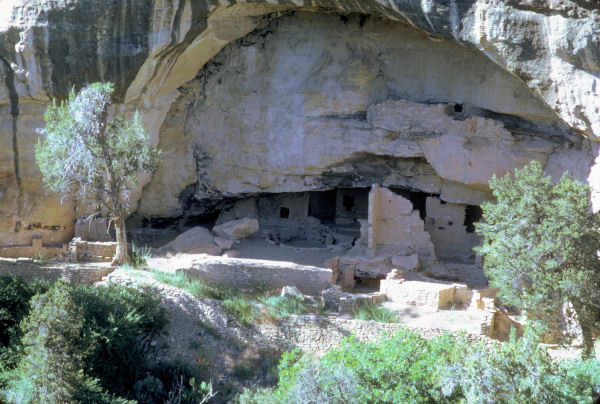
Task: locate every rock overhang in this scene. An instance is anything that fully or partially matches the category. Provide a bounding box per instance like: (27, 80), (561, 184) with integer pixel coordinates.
(0, 0), (599, 245)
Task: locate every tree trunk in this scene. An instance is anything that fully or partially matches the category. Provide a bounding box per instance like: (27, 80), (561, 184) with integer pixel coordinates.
(111, 215), (128, 266)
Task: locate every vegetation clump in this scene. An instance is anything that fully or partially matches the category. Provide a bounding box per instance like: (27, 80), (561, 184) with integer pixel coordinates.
(238, 327), (600, 403)
(0, 276), (211, 403)
(352, 302), (400, 323)
(152, 270), (320, 326)
(475, 161), (600, 354)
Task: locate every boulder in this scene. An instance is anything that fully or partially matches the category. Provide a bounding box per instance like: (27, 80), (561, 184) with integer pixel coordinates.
(214, 237), (234, 250)
(280, 286), (303, 298)
(157, 227), (222, 255)
(212, 218), (259, 240)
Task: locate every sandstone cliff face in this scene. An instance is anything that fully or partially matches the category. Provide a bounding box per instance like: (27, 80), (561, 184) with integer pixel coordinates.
(0, 0), (598, 245)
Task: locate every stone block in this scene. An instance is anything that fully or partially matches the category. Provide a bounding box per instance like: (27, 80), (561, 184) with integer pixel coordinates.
(214, 237), (234, 250)
(189, 256), (332, 295)
(212, 218), (259, 240)
(158, 226), (222, 255)
(281, 286), (303, 298)
(391, 254), (420, 272)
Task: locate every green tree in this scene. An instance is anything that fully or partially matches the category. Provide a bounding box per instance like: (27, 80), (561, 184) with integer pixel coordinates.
(475, 160), (600, 354)
(11, 280), (90, 403)
(36, 82), (160, 265)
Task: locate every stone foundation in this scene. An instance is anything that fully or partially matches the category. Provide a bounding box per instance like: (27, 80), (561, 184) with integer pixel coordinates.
(107, 269), (494, 357)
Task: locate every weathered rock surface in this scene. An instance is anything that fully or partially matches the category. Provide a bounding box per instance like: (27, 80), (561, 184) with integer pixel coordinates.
(156, 226), (222, 256)
(211, 217), (259, 241)
(0, 1), (599, 245)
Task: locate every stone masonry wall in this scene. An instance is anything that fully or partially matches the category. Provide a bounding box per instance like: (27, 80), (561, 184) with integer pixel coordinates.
(368, 185), (436, 268)
(108, 270), (493, 358)
(0, 258), (114, 284)
(69, 240), (117, 262)
(188, 256), (333, 296)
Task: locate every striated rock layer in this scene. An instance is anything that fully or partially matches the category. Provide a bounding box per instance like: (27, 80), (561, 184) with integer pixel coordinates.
(0, 0), (598, 245)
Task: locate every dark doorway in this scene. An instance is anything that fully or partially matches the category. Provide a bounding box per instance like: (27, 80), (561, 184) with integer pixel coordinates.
(279, 207), (290, 219)
(464, 205), (483, 233)
(308, 190), (337, 223)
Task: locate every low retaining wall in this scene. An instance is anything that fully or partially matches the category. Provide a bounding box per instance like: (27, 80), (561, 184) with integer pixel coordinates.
(187, 256), (333, 295)
(107, 270), (492, 358)
(0, 258), (114, 285)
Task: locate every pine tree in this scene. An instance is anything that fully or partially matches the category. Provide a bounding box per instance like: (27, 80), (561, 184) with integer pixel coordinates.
(18, 281), (90, 403)
(476, 160), (600, 355)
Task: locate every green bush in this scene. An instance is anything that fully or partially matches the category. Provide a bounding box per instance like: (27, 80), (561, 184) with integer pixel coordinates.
(3, 280), (90, 403)
(240, 327), (600, 404)
(0, 280), (171, 403)
(0, 276), (50, 352)
(475, 161), (600, 353)
(72, 284), (167, 395)
(259, 295), (311, 322)
(0, 275), (35, 372)
(352, 302), (400, 323)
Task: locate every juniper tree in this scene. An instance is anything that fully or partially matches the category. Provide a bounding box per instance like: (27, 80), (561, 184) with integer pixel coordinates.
(36, 82), (160, 265)
(12, 281), (89, 403)
(475, 160), (600, 355)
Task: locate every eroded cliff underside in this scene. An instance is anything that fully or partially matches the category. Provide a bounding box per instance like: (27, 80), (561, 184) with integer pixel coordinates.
(0, 0), (599, 248)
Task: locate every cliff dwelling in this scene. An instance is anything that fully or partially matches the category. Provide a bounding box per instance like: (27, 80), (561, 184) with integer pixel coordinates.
(0, 10), (594, 290)
(2, 1), (600, 400)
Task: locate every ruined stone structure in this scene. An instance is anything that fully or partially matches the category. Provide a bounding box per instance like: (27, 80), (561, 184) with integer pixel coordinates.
(0, 1), (598, 264)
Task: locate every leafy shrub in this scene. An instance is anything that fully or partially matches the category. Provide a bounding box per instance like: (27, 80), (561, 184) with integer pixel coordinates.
(133, 375), (164, 404)
(72, 283), (167, 395)
(32, 250), (48, 264)
(3, 280), (90, 403)
(352, 302), (400, 323)
(475, 161), (600, 352)
(259, 295), (311, 322)
(0, 276), (50, 351)
(233, 362), (255, 379)
(242, 327), (600, 403)
(150, 360), (210, 404)
(0, 280), (170, 403)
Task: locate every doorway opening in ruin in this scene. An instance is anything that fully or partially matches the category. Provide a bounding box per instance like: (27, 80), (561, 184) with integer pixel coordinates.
(307, 189), (337, 224)
(464, 205), (483, 233)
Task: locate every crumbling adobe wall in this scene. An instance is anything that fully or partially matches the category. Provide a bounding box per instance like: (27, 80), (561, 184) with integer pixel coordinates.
(368, 185), (436, 267)
(425, 197), (481, 262)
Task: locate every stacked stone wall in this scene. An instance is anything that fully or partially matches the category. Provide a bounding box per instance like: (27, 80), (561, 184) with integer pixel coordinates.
(108, 270), (493, 356)
(69, 240), (117, 262)
(0, 258), (114, 285)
